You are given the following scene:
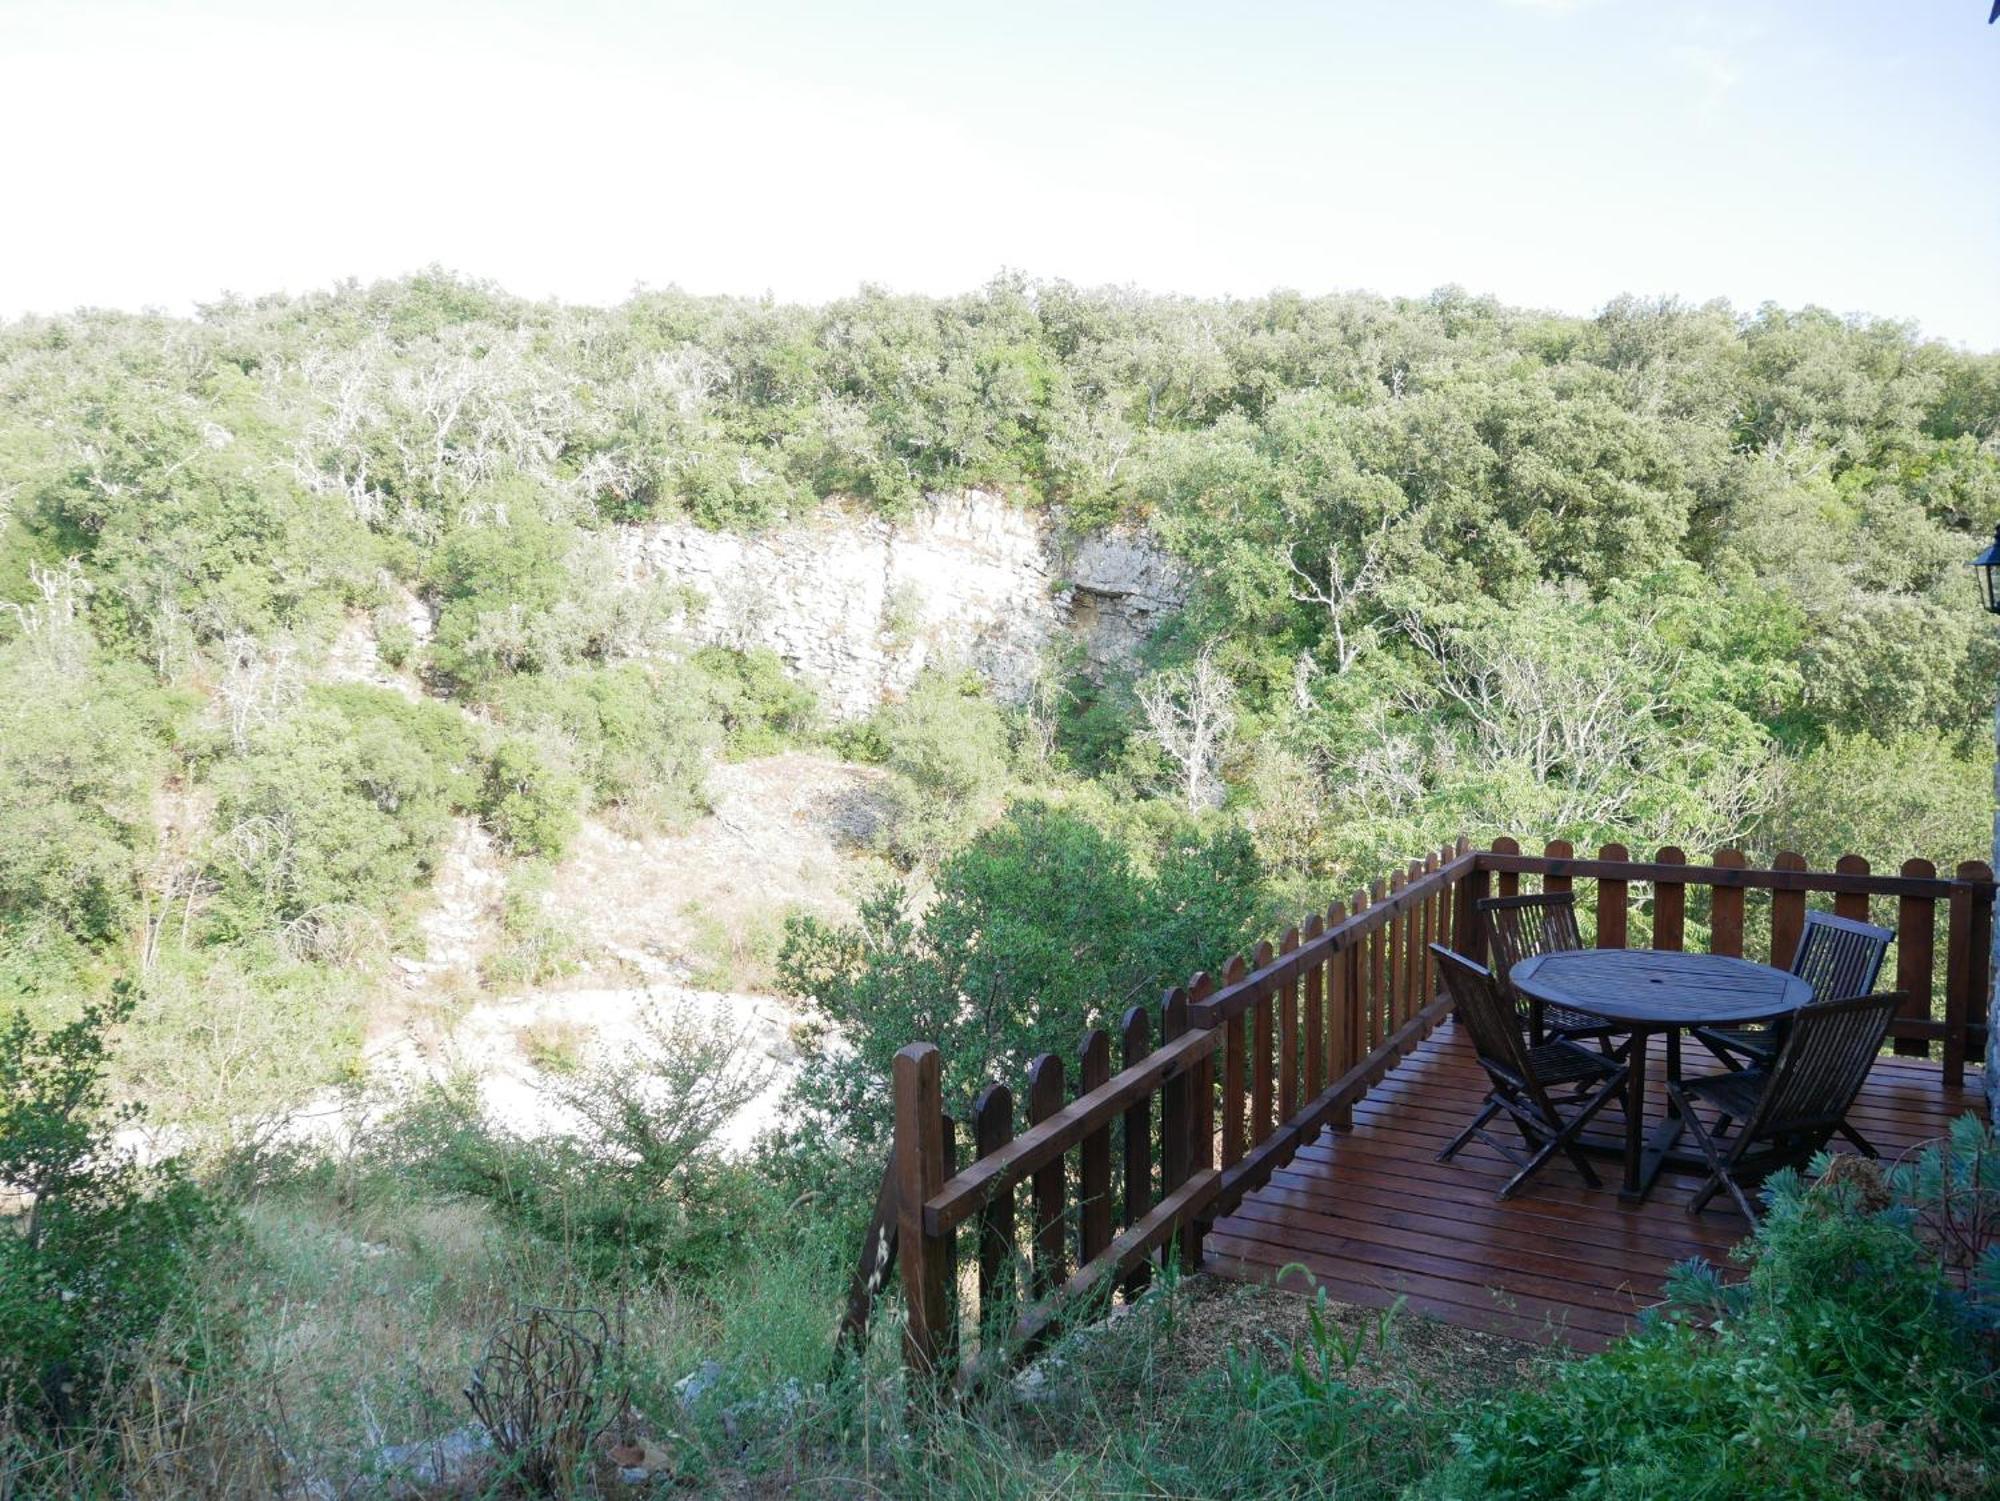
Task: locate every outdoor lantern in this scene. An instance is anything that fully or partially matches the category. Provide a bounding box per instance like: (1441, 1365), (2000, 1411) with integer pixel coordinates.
(1974, 525), (2000, 615)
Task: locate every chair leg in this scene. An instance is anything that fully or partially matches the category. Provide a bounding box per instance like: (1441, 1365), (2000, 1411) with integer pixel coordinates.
(1438, 1098), (1502, 1163)
(1837, 1119), (1878, 1158)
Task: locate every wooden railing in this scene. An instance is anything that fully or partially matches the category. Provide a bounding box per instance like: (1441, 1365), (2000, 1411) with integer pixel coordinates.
(845, 836), (1995, 1389)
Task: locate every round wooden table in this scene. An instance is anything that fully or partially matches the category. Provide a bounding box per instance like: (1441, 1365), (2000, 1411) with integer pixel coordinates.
(1508, 950), (1813, 1201)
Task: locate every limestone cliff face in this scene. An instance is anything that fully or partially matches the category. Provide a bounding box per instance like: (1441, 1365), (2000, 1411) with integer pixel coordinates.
(612, 490), (1184, 717)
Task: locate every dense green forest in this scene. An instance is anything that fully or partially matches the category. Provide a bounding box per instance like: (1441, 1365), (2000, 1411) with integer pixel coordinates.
(6, 272), (2000, 1495)
(5, 271), (1997, 1036)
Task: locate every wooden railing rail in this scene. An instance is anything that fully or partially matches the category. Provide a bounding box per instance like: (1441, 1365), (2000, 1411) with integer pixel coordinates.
(860, 833), (1992, 1390)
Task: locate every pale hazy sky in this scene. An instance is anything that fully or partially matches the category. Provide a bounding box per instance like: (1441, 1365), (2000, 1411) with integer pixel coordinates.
(3, 0), (1997, 346)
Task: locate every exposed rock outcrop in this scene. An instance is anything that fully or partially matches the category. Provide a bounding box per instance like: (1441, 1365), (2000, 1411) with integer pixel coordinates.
(612, 491), (1184, 717)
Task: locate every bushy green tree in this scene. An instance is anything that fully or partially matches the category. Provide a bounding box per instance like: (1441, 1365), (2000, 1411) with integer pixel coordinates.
(779, 801), (1266, 1145)
(0, 992), (215, 1423)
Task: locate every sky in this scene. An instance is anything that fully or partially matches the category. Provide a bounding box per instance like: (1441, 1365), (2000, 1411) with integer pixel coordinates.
(2, 0), (1997, 346)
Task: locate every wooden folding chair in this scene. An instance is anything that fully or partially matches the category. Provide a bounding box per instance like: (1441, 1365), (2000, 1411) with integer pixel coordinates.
(1431, 943), (1629, 1201)
(1668, 990), (1902, 1222)
(1693, 910), (1892, 1154)
(1479, 890), (1626, 1054)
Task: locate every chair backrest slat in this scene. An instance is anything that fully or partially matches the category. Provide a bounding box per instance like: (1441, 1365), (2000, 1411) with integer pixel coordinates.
(1430, 943), (1558, 1114)
(1479, 891), (1583, 994)
(1789, 911), (1893, 1004)
(1738, 991), (1901, 1148)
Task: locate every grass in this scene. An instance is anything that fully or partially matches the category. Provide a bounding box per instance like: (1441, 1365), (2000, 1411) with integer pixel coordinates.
(7, 1104), (1996, 1499)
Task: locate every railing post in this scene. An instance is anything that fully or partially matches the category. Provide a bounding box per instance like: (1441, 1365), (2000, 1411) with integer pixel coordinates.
(894, 1043), (949, 1386)
(1895, 859), (1937, 1058)
(1455, 852), (1491, 968)
(1185, 973), (1216, 1271)
(1251, 942), (1276, 1145)
(1278, 927), (1301, 1123)
(1327, 899), (1354, 1128)
(1302, 912), (1326, 1106)
(1946, 862), (1992, 1089)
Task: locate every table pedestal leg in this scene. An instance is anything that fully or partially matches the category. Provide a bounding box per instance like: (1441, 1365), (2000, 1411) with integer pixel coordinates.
(1621, 1027), (1648, 1198)
(1621, 1028), (1687, 1203)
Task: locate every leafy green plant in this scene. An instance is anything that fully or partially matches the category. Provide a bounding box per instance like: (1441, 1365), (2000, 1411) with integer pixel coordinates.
(0, 990), (216, 1424)
(1424, 1155), (2000, 1500)
(478, 737), (583, 859)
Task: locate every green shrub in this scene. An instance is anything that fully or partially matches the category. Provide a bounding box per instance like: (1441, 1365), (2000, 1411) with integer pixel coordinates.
(779, 800), (1266, 1145)
(691, 645), (819, 757)
(385, 1005), (774, 1277)
(489, 662), (718, 831)
(425, 493), (575, 687)
(0, 992), (217, 1424)
(874, 669), (1012, 864)
(478, 737), (583, 859)
(1424, 1155), (2000, 1499)
(208, 694), (465, 948)
(482, 863), (580, 988)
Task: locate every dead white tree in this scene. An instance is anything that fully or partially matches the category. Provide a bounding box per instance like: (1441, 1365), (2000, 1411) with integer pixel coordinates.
(3, 558), (92, 676)
(216, 632), (303, 752)
(1136, 640), (1238, 813)
(1285, 516), (1394, 674)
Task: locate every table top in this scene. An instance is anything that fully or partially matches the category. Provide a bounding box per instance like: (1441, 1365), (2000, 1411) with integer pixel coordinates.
(1509, 948), (1812, 1027)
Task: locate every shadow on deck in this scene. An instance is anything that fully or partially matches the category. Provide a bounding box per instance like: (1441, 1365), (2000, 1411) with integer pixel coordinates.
(1205, 1021), (1982, 1350)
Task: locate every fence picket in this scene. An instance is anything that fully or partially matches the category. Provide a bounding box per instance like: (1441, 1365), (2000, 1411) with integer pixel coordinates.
(1652, 847), (1686, 951)
(1710, 849), (1746, 957)
(1597, 843), (1628, 949)
(1118, 1005), (1152, 1298)
(1027, 1054), (1066, 1297)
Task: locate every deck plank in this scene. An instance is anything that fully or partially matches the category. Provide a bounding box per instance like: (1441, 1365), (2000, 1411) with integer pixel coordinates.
(1206, 1019), (1981, 1351)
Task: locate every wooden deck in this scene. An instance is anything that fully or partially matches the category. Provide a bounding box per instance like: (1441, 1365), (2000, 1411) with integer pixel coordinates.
(1206, 1020), (1982, 1350)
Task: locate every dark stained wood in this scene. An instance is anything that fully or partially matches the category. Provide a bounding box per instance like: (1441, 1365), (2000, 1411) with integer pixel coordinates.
(1279, 927), (1301, 1122)
(1597, 843), (1629, 949)
(1329, 900), (1355, 1128)
(1369, 878), (1388, 1050)
(1484, 848), (1972, 901)
(1944, 860), (1992, 1087)
(973, 1085), (1014, 1319)
(1709, 848), (1745, 957)
(1303, 913), (1326, 1104)
(1895, 859), (1937, 1058)
(1160, 990), (1191, 1206)
(1834, 854), (1872, 924)
(1184, 971), (1216, 1271)
(1077, 1032), (1112, 1269)
(893, 1044), (949, 1378)
(1512, 949), (1812, 1027)
(1027, 1053), (1066, 1296)
(1652, 846), (1686, 952)
(1252, 940), (1276, 1145)
(1208, 1023), (1977, 1350)
(1543, 839), (1573, 896)
(1222, 973), (1246, 1169)
(1118, 1005), (1153, 1299)
(1771, 851), (1808, 966)
(1493, 835), (1521, 899)
(926, 1024), (1212, 1233)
